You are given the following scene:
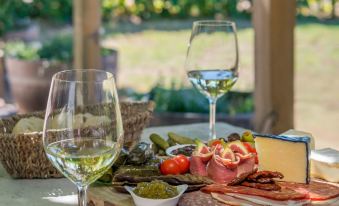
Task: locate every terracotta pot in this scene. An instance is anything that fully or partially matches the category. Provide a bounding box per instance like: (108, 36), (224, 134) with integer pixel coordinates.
(5, 58), (66, 113)
(5, 50), (118, 113)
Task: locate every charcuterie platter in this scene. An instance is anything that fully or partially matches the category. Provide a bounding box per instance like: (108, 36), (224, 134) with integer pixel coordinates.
(88, 129), (339, 206)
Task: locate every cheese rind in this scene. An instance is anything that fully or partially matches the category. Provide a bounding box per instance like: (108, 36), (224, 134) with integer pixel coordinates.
(280, 129), (315, 150)
(254, 134), (310, 184)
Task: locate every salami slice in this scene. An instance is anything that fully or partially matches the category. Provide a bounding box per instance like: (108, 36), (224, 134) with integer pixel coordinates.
(178, 191), (224, 206)
(240, 181), (281, 191)
(211, 193), (263, 206)
(278, 180), (339, 201)
(201, 184), (308, 201)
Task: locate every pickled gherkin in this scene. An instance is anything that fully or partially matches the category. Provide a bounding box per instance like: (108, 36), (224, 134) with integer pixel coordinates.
(133, 180), (178, 199)
(150, 133), (169, 150)
(168, 132), (195, 144)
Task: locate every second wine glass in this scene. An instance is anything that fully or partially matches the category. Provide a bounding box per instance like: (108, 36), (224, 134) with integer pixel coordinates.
(185, 20), (239, 140)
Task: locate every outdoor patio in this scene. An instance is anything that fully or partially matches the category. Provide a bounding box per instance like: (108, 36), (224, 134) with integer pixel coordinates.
(0, 1), (338, 205)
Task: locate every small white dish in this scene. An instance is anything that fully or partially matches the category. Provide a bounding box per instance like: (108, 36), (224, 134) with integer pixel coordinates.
(125, 184), (188, 206)
(165, 144), (195, 157)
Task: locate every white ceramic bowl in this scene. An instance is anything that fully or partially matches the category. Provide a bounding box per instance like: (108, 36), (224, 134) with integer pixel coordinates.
(125, 184), (188, 206)
(165, 144), (196, 157)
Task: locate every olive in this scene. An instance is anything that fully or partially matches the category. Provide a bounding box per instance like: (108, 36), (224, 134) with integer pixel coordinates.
(227, 133), (241, 142)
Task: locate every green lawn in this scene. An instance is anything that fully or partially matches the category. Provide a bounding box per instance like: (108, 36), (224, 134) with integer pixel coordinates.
(104, 18), (339, 149)
(103, 19), (254, 92)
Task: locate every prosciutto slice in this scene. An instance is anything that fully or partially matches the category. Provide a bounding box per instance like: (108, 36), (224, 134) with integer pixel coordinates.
(189, 143), (213, 176)
(278, 180), (339, 201)
(190, 140), (257, 183)
(201, 184), (308, 201)
(211, 192), (263, 206)
(207, 155), (238, 183)
(224, 193), (310, 206)
(206, 147), (256, 184)
(190, 155), (208, 176)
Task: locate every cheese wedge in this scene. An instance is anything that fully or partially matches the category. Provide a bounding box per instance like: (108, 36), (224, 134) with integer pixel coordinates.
(311, 148), (339, 183)
(255, 134), (311, 183)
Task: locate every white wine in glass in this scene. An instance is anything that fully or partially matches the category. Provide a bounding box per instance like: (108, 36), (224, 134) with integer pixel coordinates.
(43, 69), (124, 206)
(185, 20), (239, 140)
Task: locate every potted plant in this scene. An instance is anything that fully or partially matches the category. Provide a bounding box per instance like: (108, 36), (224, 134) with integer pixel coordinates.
(4, 35), (118, 113)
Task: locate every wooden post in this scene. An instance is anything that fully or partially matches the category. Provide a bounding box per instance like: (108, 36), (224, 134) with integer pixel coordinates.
(253, 0), (295, 134)
(331, 0), (336, 19)
(0, 43), (5, 98)
(73, 0), (102, 69)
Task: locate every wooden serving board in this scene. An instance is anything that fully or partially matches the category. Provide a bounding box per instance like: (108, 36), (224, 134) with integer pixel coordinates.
(88, 186), (134, 206)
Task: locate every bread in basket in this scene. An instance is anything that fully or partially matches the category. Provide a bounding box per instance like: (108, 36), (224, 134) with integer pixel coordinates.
(0, 101), (154, 179)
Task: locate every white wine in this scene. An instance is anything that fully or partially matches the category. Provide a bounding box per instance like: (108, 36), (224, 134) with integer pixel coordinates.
(46, 138), (119, 186)
(187, 69), (238, 99)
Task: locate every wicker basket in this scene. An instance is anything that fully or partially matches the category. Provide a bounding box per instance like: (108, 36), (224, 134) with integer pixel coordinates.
(0, 101), (154, 179)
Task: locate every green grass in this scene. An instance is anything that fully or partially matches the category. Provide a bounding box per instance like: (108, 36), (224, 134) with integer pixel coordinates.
(104, 18), (339, 149)
(103, 19), (254, 92)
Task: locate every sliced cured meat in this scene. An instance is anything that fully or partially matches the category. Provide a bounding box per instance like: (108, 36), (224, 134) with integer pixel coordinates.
(225, 193), (311, 206)
(252, 177), (275, 184)
(215, 152), (240, 169)
(201, 184), (308, 200)
(236, 155), (256, 177)
(227, 168), (258, 186)
(240, 181), (281, 191)
(211, 192), (263, 206)
(235, 152), (253, 162)
(190, 140), (215, 176)
(207, 153), (256, 184)
(207, 155), (238, 183)
(190, 155), (208, 176)
(220, 147), (236, 162)
(279, 180), (339, 201)
(178, 191), (224, 206)
(311, 196), (339, 205)
(247, 171), (284, 181)
(192, 140), (213, 163)
(227, 140), (249, 155)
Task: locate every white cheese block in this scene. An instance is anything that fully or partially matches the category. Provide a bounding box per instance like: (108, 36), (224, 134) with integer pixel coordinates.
(280, 129), (315, 150)
(255, 134), (310, 183)
(311, 148), (339, 183)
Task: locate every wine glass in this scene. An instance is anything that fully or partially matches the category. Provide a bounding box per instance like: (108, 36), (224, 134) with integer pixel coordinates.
(185, 20), (239, 140)
(43, 69), (124, 206)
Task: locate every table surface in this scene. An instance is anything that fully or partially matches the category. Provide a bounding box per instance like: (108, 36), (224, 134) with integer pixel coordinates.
(0, 123), (245, 206)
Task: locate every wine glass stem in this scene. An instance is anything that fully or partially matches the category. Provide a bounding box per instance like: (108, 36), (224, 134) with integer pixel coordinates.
(209, 99), (217, 140)
(77, 185), (88, 206)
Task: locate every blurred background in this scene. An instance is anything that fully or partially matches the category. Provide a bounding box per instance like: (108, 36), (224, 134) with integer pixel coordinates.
(0, 0), (338, 147)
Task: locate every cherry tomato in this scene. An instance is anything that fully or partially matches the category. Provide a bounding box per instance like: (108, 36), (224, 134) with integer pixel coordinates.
(254, 154), (259, 164)
(173, 155), (190, 174)
(160, 159), (181, 175)
(242, 142), (256, 153)
(242, 142), (259, 164)
(210, 139), (222, 147)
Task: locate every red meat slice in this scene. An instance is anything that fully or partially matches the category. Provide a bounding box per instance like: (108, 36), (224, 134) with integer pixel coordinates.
(211, 192), (264, 206)
(207, 155), (238, 183)
(201, 184), (308, 201)
(207, 154), (256, 184)
(190, 155), (208, 176)
(279, 180), (339, 201)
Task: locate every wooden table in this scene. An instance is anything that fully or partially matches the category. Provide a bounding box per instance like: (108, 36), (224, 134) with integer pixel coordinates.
(0, 123), (245, 206)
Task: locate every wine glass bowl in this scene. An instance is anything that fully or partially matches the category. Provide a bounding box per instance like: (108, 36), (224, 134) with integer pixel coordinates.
(185, 20), (239, 140)
(43, 69), (123, 206)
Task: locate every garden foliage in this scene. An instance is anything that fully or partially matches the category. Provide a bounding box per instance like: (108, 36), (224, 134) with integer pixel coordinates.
(0, 0), (245, 36)
(0, 0), (336, 36)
